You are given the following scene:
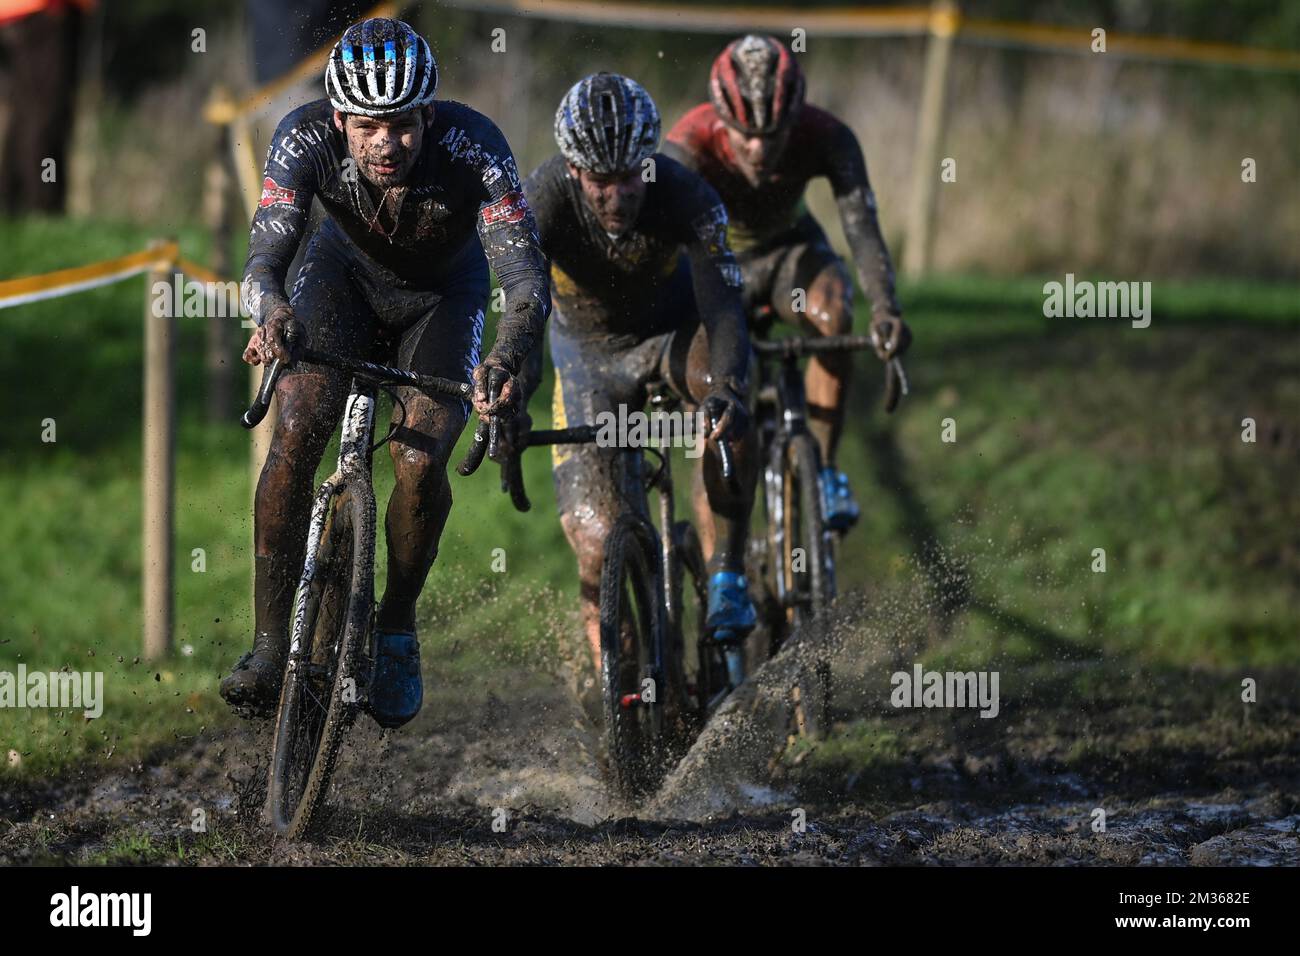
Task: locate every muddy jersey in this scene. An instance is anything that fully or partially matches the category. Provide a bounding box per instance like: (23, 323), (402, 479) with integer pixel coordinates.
(665, 102), (900, 317)
(241, 98), (548, 373)
(521, 153), (748, 384)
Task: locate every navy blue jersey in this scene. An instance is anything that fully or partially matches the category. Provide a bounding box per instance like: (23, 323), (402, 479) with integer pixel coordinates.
(241, 98), (548, 373)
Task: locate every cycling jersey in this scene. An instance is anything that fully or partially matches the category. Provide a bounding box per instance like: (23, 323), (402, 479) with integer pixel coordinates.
(664, 102), (900, 318)
(521, 152), (749, 387)
(241, 97), (548, 373)
(284, 215), (486, 412)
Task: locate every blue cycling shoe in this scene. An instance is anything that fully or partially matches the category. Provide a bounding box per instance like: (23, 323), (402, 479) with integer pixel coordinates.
(820, 467), (860, 532)
(368, 631), (423, 729)
(706, 570), (757, 644)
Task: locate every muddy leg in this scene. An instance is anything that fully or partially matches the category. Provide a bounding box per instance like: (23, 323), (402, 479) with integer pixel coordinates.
(254, 370), (349, 644)
(559, 508), (611, 672)
(375, 390), (468, 633)
(680, 323), (758, 574)
(777, 261), (853, 466)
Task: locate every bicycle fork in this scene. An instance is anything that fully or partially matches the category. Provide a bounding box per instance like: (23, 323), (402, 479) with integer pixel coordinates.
(286, 385), (379, 696)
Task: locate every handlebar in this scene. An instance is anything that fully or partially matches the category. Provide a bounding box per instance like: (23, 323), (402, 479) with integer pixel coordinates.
(496, 421), (734, 514)
(752, 333), (908, 413)
(751, 333), (877, 357)
(454, 366), (513, 478)
(241, 329), (741, 512)
(241, 345), (474, 430)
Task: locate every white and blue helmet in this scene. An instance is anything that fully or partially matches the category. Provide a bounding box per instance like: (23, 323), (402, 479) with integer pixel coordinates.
(326, 18), (437, 117)
(554, 73), (660, 175)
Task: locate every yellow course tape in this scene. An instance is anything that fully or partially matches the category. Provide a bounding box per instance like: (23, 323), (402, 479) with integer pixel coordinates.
(0, 245), (243, 311)
(444, 0), (932, 35)
(176, 258), (229, 287)
(441, 0), (1300, 72)
(0, 243), (179, 310)
(202, 0), (1298, 127)
(961, 17), (1300, 71)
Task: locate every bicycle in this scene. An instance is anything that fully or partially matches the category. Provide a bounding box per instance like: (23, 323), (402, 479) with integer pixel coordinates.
(477, 381), (738, 799)
(241, 340), (472, 838)
(749, 316), (908, 737)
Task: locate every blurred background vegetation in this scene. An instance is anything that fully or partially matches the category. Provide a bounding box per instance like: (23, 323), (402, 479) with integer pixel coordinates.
(37, 0), (1300, 278)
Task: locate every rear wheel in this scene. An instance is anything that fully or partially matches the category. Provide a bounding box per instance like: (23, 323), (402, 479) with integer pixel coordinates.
(599, 514), (667, 799)
(268, 483), (374, 838)
(782, 432), (836, 630)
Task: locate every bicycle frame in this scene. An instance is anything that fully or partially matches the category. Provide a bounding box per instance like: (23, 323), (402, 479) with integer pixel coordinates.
(243, 341), (473, 835)
(288, 381), (379, 666)
(610, 386), (684, 713)
(756, 355), (833, 611)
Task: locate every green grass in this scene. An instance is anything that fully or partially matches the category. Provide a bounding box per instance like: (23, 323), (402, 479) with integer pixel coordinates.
(1, 214), (1297, 780)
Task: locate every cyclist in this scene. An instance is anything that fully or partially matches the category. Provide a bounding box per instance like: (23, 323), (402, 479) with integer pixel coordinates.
(220, 17), (548, 727)
(664, 34), (911, 530)
(510, 73), (758, 676)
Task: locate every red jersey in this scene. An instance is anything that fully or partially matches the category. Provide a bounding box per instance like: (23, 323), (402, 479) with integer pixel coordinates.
(666, 101), (900, 316)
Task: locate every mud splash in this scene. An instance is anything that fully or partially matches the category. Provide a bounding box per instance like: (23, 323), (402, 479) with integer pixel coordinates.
(2, 577), (1298, 865)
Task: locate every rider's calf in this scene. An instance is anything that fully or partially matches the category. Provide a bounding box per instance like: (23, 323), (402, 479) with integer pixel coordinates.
(796, 262), (854, 461)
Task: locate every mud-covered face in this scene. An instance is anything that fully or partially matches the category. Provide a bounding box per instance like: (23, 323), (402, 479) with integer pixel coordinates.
(724, 124), (791, 186)
(335, 106), (433, 187)
(568, 163), (647, 236)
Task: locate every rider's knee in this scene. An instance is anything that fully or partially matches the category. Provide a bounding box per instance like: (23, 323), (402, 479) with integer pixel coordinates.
(262, 426), (319, 487)
(805, 267), (854, 336)
(389, 439), (452, 495)
(268, 374), (342, 460)
(560, 509), (611, 578)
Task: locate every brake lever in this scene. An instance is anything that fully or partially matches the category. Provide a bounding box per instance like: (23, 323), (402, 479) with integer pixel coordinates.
(485, 367), (510, 460)
(883, 357), (907, 413)
(871, 319), (909, 414)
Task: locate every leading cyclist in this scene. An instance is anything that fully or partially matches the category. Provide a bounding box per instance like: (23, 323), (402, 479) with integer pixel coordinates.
(220, 17), (548, 728)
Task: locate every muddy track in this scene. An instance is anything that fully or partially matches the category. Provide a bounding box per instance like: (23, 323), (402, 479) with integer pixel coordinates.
(3, 598), (1298, 866)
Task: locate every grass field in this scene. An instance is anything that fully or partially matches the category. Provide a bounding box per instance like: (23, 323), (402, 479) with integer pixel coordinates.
(1, 215), (1297, 780)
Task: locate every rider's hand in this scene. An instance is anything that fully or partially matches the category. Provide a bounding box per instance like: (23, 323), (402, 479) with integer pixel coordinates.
(471, 359), (520, 419)
(259, 306), (306, 364)
(701, 383), (749, 443)
(869, 312), (911, 362)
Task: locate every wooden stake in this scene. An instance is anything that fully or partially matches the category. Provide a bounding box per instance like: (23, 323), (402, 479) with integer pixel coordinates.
(143, 239), (176, 661)
(203, 129), (234, 422)
(904, 0), (959, 278)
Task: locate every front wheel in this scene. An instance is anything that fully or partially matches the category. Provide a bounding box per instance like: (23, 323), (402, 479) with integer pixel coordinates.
(599, 514), (668, 799)
(771, 432), (836, 637)
(770, 433), (836, 740)
(268, 482), (375, 838)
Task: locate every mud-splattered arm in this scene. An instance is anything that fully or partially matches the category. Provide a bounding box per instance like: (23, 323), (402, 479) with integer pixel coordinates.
(475, 150), (551, 378)
(684, 199), (751, 391)
(240, 105), (329, 326)
(825, 121), (901, 319)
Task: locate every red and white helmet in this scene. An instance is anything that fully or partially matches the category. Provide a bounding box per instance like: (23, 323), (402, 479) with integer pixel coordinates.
(709, 34), (805, 136)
